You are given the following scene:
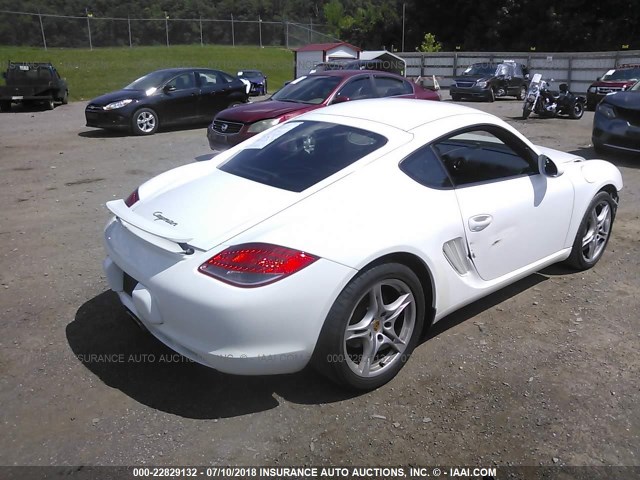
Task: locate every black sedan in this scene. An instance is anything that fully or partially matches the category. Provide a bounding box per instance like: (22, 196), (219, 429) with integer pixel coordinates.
(592, 80), (640, 154)
(85, 68), (248, 135)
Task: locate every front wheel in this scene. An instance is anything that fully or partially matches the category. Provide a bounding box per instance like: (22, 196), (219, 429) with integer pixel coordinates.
(565, 191), (616, 270)
(487, 88), (495, 102)
(0, 100), (10, 112)
(61, 90), (69, 105)
(570, 101), (584, 119)
(46, 99), (54, 110)
(517, 85), (526, 100)
(312, 263), (425, 390)
(522, 103), (532, 119)
(131, 108), (159, 135)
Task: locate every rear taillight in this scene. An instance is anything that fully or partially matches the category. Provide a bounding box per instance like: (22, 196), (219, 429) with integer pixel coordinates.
(124, 188), (140, 207)
(198, 243), (318, 287)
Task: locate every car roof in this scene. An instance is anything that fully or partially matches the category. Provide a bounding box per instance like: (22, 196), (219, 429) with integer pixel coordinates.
(309, 98), (491, 132)
(308, 70), (403, 79)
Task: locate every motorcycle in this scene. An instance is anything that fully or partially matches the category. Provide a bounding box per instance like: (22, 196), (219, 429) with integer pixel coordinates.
(522, 73), (585, 120)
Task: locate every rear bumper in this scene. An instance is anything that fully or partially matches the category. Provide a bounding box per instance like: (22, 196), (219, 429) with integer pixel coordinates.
(103, 219), (356, 375)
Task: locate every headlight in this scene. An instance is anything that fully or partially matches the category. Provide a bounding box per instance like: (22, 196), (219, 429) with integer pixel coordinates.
(596, 102), (616, 119)
(531, 85), (539, 94)
(451, 82), (457, 88)
(588, 86), (597, 93)
(103, 99), (133, 110)
(476, 81), (487, 88)
(247, 118), (282, 133)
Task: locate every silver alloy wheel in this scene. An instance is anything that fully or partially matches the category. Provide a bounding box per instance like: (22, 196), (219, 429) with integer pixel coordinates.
(343, 279), (416, 378)
(581, 200), (611, 263)
(136, 111), (156, 133)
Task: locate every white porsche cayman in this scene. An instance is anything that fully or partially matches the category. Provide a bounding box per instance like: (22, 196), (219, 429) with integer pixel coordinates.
(103, 99), (622, 390)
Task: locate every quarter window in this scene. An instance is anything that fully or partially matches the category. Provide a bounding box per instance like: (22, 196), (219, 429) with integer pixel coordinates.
(400, 146), (452, 188)
(433, 127), (537, 186)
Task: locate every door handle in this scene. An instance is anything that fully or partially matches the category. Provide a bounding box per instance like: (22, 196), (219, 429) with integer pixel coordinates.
(468, 214), (493, 232)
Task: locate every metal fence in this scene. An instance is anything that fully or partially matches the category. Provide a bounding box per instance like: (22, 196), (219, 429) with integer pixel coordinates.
(0, 10), (339, 50)
(400, 50), (640, 93)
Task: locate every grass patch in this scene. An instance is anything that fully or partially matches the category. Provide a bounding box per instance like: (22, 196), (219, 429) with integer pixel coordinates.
(0, 45), (294, 101)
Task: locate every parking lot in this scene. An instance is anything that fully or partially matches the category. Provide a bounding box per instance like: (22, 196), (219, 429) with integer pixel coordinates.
(0, 98), (638, 468)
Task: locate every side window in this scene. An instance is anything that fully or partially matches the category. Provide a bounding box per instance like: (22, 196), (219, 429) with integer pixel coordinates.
(433, 128), (537, 186)
(198, 71), (220, 87)
(400, 145), (452, 189)
(167, 72), (195, 90)
(220, 72), (235, 83)
(374, 76), (413, 97)
(335, 76), (375, 101)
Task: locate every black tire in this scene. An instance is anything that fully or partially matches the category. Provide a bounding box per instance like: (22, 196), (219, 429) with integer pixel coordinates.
(131, 108), (159, 135)
(263, 82), (267, 95)
(312, 263), (425, 390)
(46, 99), (54, 110)
(61, 90), (69, 105)
(565, 191), (616, 271)
(593, 141), (606, 154)
(517, 85), (526, 101)
(487, 88), (495, 102)
(570, 101), (584, 119)
(451, 94), (461, 101)
(0, 100), (10, 112)
(522, 104), (532, 119)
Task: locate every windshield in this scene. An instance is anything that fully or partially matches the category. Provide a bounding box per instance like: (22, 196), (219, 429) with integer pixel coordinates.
(462, 64), (498, 76)
(125, 71), (177, 90)
(602, 68), (640, 81)
(631, 81), (640, 91)
(219, 121), (387, 192)
(240, 71), (262, 78)
(271, 76), (342, 104)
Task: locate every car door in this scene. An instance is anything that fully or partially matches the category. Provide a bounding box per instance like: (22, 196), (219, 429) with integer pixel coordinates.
(433, 126), (574, 281)
(157, 71), (199, 124)
(197, 70), (241, 119)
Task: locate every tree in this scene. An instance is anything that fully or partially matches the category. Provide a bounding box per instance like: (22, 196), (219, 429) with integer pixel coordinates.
(416, 32), (441, 52)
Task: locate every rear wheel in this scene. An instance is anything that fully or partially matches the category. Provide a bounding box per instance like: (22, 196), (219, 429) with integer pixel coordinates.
(565, 191), (616, 270)
(312, 263), (425, 390)
(132, 108), (158, 135)
(570, 101), (584, 119)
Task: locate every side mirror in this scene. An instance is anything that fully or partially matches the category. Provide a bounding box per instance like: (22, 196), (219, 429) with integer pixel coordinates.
(331, 95), (350, 105)
(538, 154), (564, 177)
(163, 84), (176, 93)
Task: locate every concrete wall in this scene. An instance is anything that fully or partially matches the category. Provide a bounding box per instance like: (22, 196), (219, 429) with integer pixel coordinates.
(399, 50), (640, 93)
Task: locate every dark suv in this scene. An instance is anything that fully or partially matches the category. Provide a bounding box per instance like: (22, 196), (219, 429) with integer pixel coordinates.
(450, 61), (529, 102)
(586, 64), (640, 110)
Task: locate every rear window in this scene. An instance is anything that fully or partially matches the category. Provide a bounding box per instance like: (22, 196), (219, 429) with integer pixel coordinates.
(219, 121), (387, 192)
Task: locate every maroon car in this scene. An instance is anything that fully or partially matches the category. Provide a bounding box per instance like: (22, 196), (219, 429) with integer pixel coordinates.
(586, 64), (640, 110)
(207, 70), (440, 149)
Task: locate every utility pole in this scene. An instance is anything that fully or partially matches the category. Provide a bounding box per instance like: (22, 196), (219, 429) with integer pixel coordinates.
(401, 3), (406, 52)
(86, 8), (93, 51)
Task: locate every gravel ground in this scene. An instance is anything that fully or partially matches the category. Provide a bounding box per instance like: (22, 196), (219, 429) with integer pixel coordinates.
(0, 97), (638, 469)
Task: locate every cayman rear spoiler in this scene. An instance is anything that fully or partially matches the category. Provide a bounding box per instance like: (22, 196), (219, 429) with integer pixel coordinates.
(106, 199), (196, 254)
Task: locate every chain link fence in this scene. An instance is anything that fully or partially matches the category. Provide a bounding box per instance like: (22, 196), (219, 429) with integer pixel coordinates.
(0, 10), (339, 49)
